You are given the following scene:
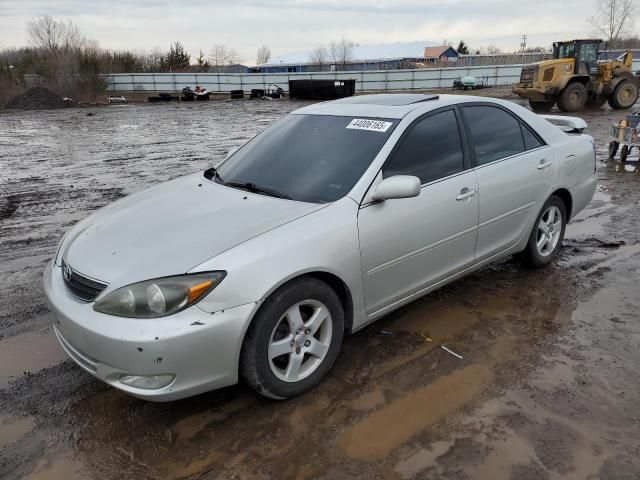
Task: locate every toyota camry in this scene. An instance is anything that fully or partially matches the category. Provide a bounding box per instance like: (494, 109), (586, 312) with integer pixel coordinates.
(44, 94), (597, 400)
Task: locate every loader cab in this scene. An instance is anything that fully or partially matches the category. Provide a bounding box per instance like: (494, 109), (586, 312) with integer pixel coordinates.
(553, 39), (602, 76)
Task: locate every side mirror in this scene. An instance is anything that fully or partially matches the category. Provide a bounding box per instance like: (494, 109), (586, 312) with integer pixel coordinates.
(371, 175), (421, 201)
(225, 147), (239, 160)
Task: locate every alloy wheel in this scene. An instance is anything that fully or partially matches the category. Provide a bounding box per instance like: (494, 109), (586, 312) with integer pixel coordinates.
(268, 300), (333, 382)
(536, 205), (562, 256)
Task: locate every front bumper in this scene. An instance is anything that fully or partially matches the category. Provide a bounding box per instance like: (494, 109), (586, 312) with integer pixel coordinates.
(512, 84), (558, 102)
(43, 262), (258, 401)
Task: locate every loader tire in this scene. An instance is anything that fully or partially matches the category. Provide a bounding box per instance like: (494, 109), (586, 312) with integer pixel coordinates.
(608, 80), (639, 110)
(558, 82), (587, 112)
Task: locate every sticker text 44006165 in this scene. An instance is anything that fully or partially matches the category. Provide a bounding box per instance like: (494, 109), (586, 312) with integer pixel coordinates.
(346, 119), (393, 133)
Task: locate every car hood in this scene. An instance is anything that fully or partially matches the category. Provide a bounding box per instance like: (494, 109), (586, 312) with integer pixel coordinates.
(62, 173), (324, 285)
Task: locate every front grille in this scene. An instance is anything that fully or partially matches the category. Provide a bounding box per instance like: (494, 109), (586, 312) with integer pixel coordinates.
(519, 66), (536, 83)
(61, 261), (108, 302)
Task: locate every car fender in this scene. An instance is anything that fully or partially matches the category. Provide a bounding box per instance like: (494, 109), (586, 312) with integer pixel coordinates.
(191, 196), (366, 329)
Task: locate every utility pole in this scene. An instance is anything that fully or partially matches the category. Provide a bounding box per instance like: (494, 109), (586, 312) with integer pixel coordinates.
(520, 34), (527, 65)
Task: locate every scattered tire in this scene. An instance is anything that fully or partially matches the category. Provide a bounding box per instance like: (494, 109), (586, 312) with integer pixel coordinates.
(586, 96), (607, 109)
(529, 100), (555, 113)
(558, 82), (587, 112)
(608, 79), (639, 110)
(620, 145), (630, 162)
(240, 277), (344, 399)
(521, 195), (567, 268)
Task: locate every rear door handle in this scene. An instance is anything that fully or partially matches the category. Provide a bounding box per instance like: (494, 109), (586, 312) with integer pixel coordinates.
(456, 188), (477, 201)
(537, 159), (553, 170)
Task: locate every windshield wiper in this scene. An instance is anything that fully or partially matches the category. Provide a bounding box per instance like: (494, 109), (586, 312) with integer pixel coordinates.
(224, 181), (292, 200)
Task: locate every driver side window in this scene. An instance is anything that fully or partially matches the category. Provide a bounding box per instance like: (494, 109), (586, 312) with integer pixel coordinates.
(383, 109), (464, 184)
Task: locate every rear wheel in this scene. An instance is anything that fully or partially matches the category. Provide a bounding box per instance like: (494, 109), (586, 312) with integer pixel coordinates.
(240, 277), (344, 399)
(529, 100), (555, 113)
(522, 196), (567, 268)
(608, 79), (639, 110)
(558, 82), (587, 112)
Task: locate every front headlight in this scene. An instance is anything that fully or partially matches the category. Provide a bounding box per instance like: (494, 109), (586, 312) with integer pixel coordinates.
(93, 272), (225, 318)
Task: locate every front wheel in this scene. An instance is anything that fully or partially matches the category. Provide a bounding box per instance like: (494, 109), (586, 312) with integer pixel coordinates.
(608, 80), (639, 110)
(522, 196), (567, 268)
(558, 82), (587, 112)
(240, 277), (344, 399)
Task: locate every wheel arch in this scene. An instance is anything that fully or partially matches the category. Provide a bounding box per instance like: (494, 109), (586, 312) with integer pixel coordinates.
(247, 270), (355, 337)
(550, 187), (573, 220)
(560, 75), (589, 91)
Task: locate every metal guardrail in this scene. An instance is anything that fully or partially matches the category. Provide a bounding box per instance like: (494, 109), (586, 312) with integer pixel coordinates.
(105, 60), (640, 93)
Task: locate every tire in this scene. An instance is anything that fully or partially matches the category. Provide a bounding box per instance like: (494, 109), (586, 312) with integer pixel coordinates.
(240, 277), (344, 399)
(558, 82), (587, 112)
(608, 80), (639, 110)
(529, 100), (554, 113)
(620, 145), (629, 162)
(609, 141), (619, 160)
(586, 96), (607, 109)
(522, 195), (567, 268)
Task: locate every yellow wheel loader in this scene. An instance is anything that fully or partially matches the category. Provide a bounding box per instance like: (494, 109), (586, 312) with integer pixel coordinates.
(513, 39), (639, 112)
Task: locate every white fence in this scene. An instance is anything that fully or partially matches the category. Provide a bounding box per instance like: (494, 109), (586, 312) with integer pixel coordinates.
(105, 60), (640, 93)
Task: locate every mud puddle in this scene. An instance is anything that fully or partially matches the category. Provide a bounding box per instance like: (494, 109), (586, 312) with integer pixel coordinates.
(0, 329), (66, 386)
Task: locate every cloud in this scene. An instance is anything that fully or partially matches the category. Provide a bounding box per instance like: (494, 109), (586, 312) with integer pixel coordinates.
(0, 0), (595, 62)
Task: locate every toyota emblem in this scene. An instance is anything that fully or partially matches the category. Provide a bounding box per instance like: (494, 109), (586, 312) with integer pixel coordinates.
(63, 265), (72, 282)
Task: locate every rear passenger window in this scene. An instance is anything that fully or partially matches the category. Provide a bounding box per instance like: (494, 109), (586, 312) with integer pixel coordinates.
(463, 106), (525, 165)
(384, 110), (464, 184)
(522, 123), (544, 150)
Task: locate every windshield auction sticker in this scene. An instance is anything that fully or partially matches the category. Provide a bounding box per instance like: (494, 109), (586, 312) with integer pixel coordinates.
(346, 119), (393, 133)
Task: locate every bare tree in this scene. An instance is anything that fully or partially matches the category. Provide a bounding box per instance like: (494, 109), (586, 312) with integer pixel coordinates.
(589, 0), (636, 45)
(256, 45), (271, 65)
(27, 16), (84, 54)
(226, 47), (242, 66)
(329, 37), (355, 71)
(308, 46), (328, 71)
(485, 45), (503, 54)
(209, 44), (242, 72)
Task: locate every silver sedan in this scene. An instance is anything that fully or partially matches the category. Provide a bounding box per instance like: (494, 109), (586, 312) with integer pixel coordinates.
(44, 94), (597, 400)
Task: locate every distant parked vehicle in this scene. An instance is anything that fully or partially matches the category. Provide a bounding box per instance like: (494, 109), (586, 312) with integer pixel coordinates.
(107, 95), (128, 104)
(45, 94), (596, 401)
(181, 86), (210, 101)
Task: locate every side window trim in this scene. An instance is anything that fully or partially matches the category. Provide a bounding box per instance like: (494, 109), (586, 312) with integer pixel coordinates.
(520, 120), (546, 149)
(381, 106), (471, 186)
(459, 102), (546, 168)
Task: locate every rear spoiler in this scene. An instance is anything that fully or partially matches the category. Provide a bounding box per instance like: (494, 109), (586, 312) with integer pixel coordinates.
(539, 115), (587, 134)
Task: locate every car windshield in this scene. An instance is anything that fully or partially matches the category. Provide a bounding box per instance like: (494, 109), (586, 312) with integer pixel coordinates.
(213, 114), (398, 203)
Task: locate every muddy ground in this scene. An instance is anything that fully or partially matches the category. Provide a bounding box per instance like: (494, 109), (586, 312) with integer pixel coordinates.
(0, 91), (639, 480)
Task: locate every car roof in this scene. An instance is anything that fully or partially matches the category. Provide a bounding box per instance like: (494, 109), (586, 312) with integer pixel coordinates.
(291, 93), (501, 119)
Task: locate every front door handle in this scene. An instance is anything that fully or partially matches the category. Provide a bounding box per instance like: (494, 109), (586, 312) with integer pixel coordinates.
(456, 187), (477, 201)
(537, 159), (553, 170)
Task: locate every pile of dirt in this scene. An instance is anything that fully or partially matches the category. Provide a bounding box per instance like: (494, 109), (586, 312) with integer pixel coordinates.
(4, 87), (75, 110)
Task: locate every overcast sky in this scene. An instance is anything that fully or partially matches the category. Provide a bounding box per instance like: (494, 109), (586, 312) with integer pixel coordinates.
(0, 0), (607, 63)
